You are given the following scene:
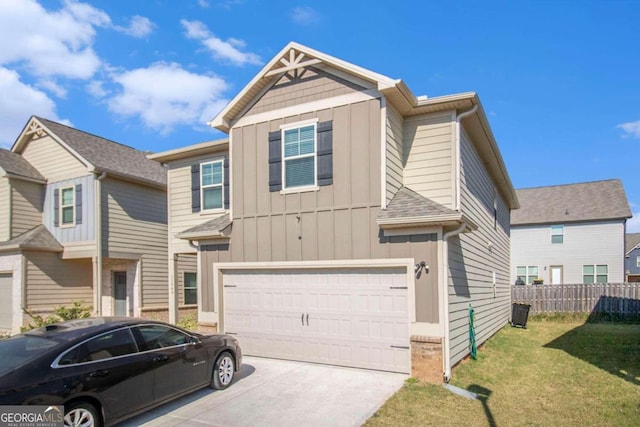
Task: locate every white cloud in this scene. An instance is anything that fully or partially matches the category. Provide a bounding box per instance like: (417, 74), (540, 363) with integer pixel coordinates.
(86, 80), (108, 98)
(198, 0), (210, 8)
(37, 79), (68, 98)
(617, 120), (640, 139)
(181, 20), (261, 66)
(0, 67), (65, 147)
(290, 6), (319, 25)
(114, 15), (154, 38)
(107, 62), (229, 133)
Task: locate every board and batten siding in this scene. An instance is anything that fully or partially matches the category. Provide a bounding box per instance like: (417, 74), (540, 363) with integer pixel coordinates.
(21, 135), (88, 183)
(511, 221), (626, 284)
(448, 128), (511, 367)
(24, 253), (93, 309)
(167, 152), (229, 253)
(402, 112), (455, 208)
(43, 175), (95, 243)
(101, 177), (168, 307)
(244, 67), (367, 117)
(386, 103), (404, 205)
(0, 178), (9, 241)
(176, 253), (197, 306)
(11, 179), (43, 238)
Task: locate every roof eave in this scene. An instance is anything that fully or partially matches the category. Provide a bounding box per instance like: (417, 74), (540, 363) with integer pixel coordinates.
(96, 169), (166, 190)
(176, 231), (229, 240)
(148, 139), (229, 163)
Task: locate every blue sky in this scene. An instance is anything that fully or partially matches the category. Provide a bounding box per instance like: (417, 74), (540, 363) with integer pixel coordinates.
(1, 0), (639, 231)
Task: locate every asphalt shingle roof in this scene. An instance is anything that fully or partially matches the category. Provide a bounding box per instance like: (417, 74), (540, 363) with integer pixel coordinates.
(626, 233), (640, 254)
(177, 214), (232, 238)
(0, 148), (45, 181)
(36, 117), (166, 187)
(511, 179), (631, 226)
(378, 187), (458, 220)
(0, 225), (63, 252)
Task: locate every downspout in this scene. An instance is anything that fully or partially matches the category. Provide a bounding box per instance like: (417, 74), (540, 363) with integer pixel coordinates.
(442, 222), (467, 382)
(95, 171), (107, 316)
(454, 104), (478, 211)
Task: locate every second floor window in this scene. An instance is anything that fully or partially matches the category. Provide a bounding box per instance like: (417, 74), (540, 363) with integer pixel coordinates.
(637, 255), (640, 268)
(283, 124), (316, 189)
(201, 161), (224, 210)
(551, 225), (563, 244)
(60, 186), (75, 226)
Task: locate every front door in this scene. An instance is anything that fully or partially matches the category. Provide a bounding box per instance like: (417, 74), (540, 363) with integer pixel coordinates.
(114, 272), (127, 316)
(550, 266), (563, 285)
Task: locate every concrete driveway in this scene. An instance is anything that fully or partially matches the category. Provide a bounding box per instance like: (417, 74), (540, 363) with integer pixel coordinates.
(119, 356), (407, 427)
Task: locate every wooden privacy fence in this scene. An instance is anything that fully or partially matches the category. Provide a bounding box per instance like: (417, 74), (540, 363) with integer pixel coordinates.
(511, 283), (640, 315)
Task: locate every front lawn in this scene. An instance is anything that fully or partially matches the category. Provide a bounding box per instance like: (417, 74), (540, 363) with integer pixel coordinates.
(365, 318), (640, 426)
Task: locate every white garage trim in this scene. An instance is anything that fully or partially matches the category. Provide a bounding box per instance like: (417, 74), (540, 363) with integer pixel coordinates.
(0, 253), (24, 334)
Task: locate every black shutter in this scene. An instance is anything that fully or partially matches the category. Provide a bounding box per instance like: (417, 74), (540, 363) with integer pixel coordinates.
(223, 156), (230, 210)
(75, 184), (82, 224)
(316, 120), (333, 186)
(53, 188), (59, 227)
(191, 164), (201, 213)
(268, 130), (282, 192)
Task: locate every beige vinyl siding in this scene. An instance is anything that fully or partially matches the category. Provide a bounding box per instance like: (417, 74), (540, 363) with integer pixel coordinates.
(101, 177), (168, 307)
(403, 111), (454, 208)
(176, 253), (197, 305)
(167, 152), (228, 253)
(21, 135), (88, 183)
(0, 178), (9, 241)
(10, 179), (43, 238)
(25, 252), (93, 309)
(448, 127), (511, 367)
(386, 103), (404, 203)
(245, 67), (367, 117)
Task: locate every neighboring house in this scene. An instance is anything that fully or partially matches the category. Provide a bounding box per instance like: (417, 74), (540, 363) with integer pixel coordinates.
(625, 233), (640, 282)
(150, 42), (519, 383)
(511, 179), (631, 285)
(0, 117), (168, 334)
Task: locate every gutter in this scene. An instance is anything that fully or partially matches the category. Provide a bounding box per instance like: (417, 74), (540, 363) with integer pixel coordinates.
(455, 104), (478, 211)
(442, 222), (467, 382)
(95, 171), (107, 316)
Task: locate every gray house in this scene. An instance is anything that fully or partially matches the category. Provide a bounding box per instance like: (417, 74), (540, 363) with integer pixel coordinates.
(151, 42), (519, 383)
(625, 233), (640, 282)
(0, 117), (168, 334)
(511, 179), (631, 285)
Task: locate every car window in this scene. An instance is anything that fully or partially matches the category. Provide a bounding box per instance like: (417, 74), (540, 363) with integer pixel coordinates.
(136, 325), (192, 349)
(0, 335), (59, 375)
(58, 328), (138, 365)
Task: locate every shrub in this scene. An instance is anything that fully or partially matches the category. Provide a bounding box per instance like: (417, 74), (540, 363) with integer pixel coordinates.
(177, 314), (198, 331)
(21, 301), (92, 332)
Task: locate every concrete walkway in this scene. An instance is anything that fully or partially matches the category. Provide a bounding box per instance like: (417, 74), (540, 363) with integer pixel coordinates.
(119, 356), (407, 427)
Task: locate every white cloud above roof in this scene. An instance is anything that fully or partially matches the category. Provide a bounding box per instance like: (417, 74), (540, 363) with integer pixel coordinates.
(114, 15), (155, 38)
(290, 6), (319, 25)
(181, 19), (262, 66)
(107, 62), (229, 133)
(617, 120), (640, 139)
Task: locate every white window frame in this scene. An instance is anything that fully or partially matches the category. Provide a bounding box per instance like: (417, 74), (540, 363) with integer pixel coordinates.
(183, 272), (197, 306)
(60, 186), (75, 227)
(551, 225), (563, 244)
(636, 255), (640, 268)
(516, 265), (539, 284)
(583, 264), (608, 284)
(280, 119), (319, 194)
(200, 159), (224, 212)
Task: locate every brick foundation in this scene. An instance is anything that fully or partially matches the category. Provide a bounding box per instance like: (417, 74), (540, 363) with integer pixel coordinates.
(411, 335), (444, 384)
(196, 322), (218, 334)
(139, 307), (170, 322)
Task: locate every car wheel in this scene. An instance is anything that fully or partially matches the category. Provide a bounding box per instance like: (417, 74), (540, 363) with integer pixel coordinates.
(211, 351), (235, 390)
(64, 401), (100, 427)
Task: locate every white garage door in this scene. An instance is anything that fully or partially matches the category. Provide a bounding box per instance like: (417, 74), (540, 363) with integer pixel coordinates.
(0, 273), (13, 331)
(223, 267), (410, 373)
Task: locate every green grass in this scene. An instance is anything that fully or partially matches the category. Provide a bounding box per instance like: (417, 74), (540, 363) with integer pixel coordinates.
(365, 320), (640, 426)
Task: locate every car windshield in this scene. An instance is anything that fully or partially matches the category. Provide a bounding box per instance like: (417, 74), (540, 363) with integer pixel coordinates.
(0, 335), (59, 375)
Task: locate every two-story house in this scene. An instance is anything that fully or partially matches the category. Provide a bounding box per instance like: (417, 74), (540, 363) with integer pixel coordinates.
(0, 117), (168, 334)
(625, 233), (640, 282)
(150, 42), (519, 383)
(511, 179), (631, 285)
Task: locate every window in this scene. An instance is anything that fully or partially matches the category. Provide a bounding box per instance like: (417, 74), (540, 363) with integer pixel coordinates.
(583, 265), (608, 284)
(516, 265), (539, 284)
(136, 325), (192, 349)
(283, 124), (316, 189)
(57, 328), (138, 365)
(201, 160), (224, 210)
(551, 225), (563, 244)
(60, 186), (75, 226)
(637, 256), (640, 268)
(184, 272), (197, 305)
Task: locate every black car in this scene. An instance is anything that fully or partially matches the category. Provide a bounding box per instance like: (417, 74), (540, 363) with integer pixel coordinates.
(0, 317), (242, 427)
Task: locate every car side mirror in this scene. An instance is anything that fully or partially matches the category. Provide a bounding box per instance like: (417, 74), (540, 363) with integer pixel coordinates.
(189, 336), (200, 345)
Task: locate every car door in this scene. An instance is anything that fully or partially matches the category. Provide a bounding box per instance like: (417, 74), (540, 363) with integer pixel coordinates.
(133, 325), (209, 403)
(55, 327), (154, 421)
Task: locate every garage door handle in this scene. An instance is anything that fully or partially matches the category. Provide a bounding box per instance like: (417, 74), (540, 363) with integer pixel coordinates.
(390, 345), (410, 350)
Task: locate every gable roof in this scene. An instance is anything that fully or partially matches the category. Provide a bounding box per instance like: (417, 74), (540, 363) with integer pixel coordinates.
(0, 225), (63, 253)
(0, 148), (45, 182)
(511, 179), (631, 226)
(12, 117), (166, 188)
(626, 233), (640, 255)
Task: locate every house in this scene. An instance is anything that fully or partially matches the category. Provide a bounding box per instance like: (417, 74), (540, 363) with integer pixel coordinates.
(0, 117), (168, 335)
(511, 179), (631, 285)
(150, 42), (519, 383)
(625, 233), (640, 282)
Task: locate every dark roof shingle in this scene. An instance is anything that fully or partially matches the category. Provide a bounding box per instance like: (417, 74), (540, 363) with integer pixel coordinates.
(511, 179), (631, 226)
(0, 148), (45, 181)
(36, 117), (166, 187)
(378, 187), (458, 220)
(177, 214), (232, 239)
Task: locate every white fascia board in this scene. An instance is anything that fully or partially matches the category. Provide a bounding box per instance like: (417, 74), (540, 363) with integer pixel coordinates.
(148, 139), (229, 162)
